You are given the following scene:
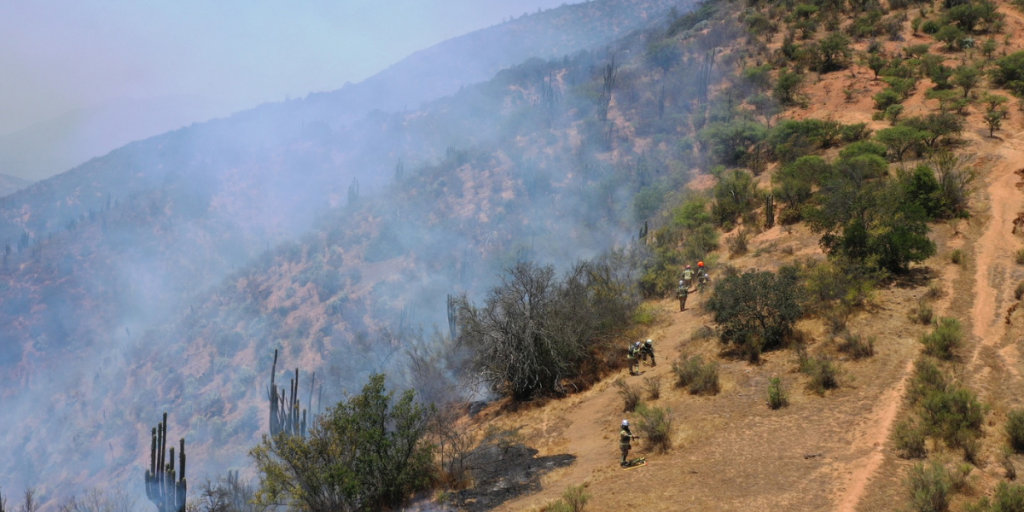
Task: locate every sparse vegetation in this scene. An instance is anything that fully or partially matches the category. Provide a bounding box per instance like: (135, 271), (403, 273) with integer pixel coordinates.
(545, 484), (591, 512)
(801, 355), (840, 395)
(894, 420), (928, 459)
(635, 403), (673, 453)
(766, 377), (788, 409)
(920, 317), (964, 360)
(672, 355), (720, 396)
(643, 376), (661, 401)
(615, 379), (643, 412)
(906, 461), (951, 512)
(838, 332), (875, 359)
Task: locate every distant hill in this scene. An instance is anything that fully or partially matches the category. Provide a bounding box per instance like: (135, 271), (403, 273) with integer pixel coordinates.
(0, 173), (30, 197)
(289, 0), (684, 126)
(0, 96), (231, 182)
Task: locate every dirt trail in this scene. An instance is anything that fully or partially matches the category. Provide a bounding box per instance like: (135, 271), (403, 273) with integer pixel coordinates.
(968, 133), (1024, 377)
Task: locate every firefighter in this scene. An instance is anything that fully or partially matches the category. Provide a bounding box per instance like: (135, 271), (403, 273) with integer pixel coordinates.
(627, 342), (641, 375)
(682, 264), (695, 290)
(641, 339), (656, 367)
(677, 279), (689, 311)
(620, 419), (639, 466)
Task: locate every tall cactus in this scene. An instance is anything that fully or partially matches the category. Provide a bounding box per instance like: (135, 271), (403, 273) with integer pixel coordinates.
(144, 412), (186, 512)
(765, 194), (776, 229)
(447, 294), (458, 340)
(267, 350), (308, 443)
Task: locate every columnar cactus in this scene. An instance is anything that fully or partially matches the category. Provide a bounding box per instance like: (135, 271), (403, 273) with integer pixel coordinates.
(765, 194), (775, 229)
(267, 349), (307, 442)
(144, 412), (186, 512)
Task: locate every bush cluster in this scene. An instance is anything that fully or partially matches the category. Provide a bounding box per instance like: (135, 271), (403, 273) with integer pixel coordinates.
(706, 267), (803, 360)
(672, 355), (721, 395)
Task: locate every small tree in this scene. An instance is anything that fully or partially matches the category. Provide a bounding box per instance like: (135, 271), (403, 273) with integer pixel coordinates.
(774, 68), (804, 105)
(711, 169), (758, 227)
(953, 65), (981, 99)
(706, 268), (803, 361)
(936, 25), (965, 51)
(875, 126), (927, 163)
(984, 109), (1005, 137)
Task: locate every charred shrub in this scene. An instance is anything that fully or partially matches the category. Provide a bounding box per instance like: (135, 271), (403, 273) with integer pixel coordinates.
(456, 259), (638, 401)
(706, 267), (803, 361)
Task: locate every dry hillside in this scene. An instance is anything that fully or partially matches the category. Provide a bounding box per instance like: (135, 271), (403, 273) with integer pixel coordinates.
(440, 0), (1024, 511)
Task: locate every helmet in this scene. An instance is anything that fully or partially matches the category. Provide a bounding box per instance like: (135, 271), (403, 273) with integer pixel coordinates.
(679, 280), (684, 286)
(645, 339), (652, 345)
(698, 261), (704, 267)
(686, 264), (691, 269)
(622, 419), (629, 427)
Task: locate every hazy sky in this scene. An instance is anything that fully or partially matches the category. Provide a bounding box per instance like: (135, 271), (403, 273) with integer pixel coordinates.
(0, 0), (575, 135)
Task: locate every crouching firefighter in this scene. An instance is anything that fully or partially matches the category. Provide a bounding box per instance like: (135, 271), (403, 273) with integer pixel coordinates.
(641, 339), (656, 367)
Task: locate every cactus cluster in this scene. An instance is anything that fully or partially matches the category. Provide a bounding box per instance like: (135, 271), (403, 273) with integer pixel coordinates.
(268, 349), (308, 441)
(144, 412), (186, 512)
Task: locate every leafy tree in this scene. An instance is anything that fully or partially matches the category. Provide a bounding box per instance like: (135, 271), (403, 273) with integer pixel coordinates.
(900, 113), (964, 148)
(807, 161), (936, 272)
(697, 121), (768, 166)
(810, 33), (853, 73)
(936, 25), (965, 51)
(873, 88), (903, 111)
(774, 68), (804, 105)
(952, 65), (981, 98)
(772, 156), (829, 209)
(839, 140), (888, 160)
(251, 374), (434, 512)
(992, 51), (1024, 96)
(875, 126), (928, 163)
(706, 268), (803, 361)
(982, 37), (998, 59)
(712, 169), (758, 227)
(900, 165), (943, 218)
(867, 53), (887, 80)
(984, 109), (1005, 136)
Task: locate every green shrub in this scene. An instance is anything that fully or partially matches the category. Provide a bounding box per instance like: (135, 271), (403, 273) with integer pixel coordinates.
(921, 19), (943, 34)
(635, 403), (673, 453)
(672, 355), (720, 395)
(874, 88), (903, 111)
(966, 482), (1024, 512)
(894, 420), (927, 459)
(992, 51), (1024, 97)
(937, 24), (965, 51)
(911, 299), (935, 325)
(706, 268), (803, 360)
(839, 140), (887, 160)
(1007, 409), (1024, 453)
(1015, 282), (1024, 300)
(1002, 447), (1018, 481)
(920, 317), (963, 360)
(875, 126), (927, 162)
(250, 373), (434, 512)
(549, 484), (591, 512)
(920, 386), (985, 449)
(774, 68), (804, 105)
(838, 332), (875, 359)
(767, 376), (788, 409)
(907, 461), (951, 512)
(802, 355), (840, 395)
(951, 249), (965, 265)
(697, 121), (769, 167)
(615, 379), (643, 412)
(909, 358), (950, 405)
(1016, 249), (1024, 265)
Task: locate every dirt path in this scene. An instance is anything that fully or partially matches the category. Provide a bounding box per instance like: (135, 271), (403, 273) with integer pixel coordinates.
(967, 133), (1024, 377)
